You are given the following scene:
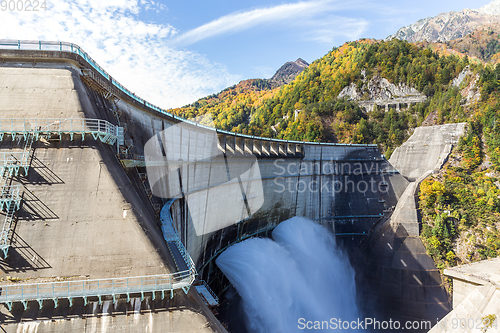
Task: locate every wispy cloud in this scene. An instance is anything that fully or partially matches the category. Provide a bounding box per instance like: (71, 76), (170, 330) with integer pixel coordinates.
(173, 0), (349, 46)
(0, 0), (239, 108)
(296, 15), (369, 44)
(0, 0), (379, 108)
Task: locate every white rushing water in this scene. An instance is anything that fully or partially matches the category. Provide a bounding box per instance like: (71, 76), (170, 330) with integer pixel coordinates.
(216, 216), (360, 333)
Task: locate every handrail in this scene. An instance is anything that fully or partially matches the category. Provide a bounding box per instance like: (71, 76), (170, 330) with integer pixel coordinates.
(0, 272), (195, 305)
(0, 118), (118, 135)
(160, 199), (196, 273)
(0, 152), (30, 167)
(0, 39), (378, 149)
(0, 202), (18, 258)
(0, 118), (120, 145)
(197, 279), (219, 305)
(0, 198), (197, 307)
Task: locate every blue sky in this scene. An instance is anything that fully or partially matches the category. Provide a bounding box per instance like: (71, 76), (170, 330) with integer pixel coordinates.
(0, 0), (494, 108)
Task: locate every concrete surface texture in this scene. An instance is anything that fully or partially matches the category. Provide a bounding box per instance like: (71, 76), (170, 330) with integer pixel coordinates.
(0, 50), (464, 332)
(0, 66), (85, 119)
(390, 170), (433, 237)
(3, 140), (168, 279)
(0, 65), (169, 280)
(444, 258), (500, 309)
(352, 220), (451, 332)
(389, 123), (466, 237)
(445, 258), (500, 289)
(0, 290), (222, 333)
(429, 259), (500, 333)
(0, 64), (223, 332)
(389, 123), (466, 182)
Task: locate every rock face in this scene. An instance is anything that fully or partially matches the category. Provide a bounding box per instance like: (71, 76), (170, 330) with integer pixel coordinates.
(269, 58), (309, 87)
(452, 66), (481, 105)
(338, 73), (426, 111)
(478, 0), (500, 15)
(387, 4), (500, 43)
(339, 75), (422, 101)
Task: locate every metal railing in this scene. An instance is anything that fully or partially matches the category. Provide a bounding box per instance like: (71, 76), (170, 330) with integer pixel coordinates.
(0, 204), (17, 259)
(0, 39), (378, 149)
(0, 271), (195, 311)
(196, 279), (219, 306)
(0, 135), (31, 259)
(0, 197), (197, 310)
(0, 152), (30, 177)
(0, 118), (121, 145)
(0, 185), (22, 211)
(160, 199), (196, 273)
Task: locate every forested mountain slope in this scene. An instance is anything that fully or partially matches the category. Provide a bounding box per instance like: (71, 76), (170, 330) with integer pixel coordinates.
(171, 35), (500, 270)
(172, 39), (469, 154)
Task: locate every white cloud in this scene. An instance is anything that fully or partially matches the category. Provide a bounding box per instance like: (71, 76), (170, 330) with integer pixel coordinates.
(0, 0), (375, 108)
(0, 0), (239, 108)
(174, 0), (337, 46)
(301, 16), (369, 44)
(173, 0), (368, 47)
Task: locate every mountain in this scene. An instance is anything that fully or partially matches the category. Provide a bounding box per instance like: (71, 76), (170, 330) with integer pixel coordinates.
(173, 39), (471, 145)
(387, 1), (500, 43)
(169, 11), (500, 285)
(172, 58), (309, 131)
(444, 25), (500, 62)
(479, 0), (500, 15)
(269, 58), (309, 87)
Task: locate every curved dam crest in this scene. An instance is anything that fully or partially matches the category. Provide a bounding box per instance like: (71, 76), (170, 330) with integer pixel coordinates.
(0, 40), (463, 332)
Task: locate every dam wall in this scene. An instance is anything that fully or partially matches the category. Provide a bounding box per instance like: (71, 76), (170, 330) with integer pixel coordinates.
(389, 123), (466, 182)
(0, 40), (458, 332)
(430, 259), (500, 333)
(0, 57), (225, 332)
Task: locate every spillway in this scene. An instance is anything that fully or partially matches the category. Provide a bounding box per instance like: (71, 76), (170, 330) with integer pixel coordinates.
(216, 217), (360, 333)
(0, 40), (462, 332)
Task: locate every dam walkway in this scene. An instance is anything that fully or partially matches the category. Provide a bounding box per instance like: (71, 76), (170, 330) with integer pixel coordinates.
(0, 118), (122, 144)
(0, 200), (196, 312)
(0, 117), (197, 311)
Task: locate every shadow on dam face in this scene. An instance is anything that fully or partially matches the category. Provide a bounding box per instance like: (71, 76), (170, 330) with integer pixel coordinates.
(183, 147), (449, 332)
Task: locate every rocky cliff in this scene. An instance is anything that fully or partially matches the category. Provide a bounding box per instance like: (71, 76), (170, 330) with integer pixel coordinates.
(452, 66), (481, 105)
(269, 58), (309, 87)
(338, 74), (423, 101)
(387, 1), (500, 43)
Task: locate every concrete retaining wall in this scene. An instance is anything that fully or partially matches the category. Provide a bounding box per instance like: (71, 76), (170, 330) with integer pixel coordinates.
(0, 49), (458, 332)
(0, 62), (225, 332)
(389, 123), (466, 182)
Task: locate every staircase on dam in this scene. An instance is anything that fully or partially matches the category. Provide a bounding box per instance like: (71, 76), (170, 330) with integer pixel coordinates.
(0, 118), (197, 313)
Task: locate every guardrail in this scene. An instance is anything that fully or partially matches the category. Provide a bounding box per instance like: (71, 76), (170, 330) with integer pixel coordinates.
(0, 185), (22, 211)
(160, 199), (197, 274)
(0, 197), (197, 311)
(0, 152), (30, 177)
(196, 279), (219, 306)
(0, 39), (378, 149)
(0, 118), (121, 145)
(0, 204), (18, 259)
(0, 271), (195, 311)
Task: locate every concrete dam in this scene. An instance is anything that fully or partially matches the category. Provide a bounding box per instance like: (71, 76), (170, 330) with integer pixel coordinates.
(0, 40), (459, 332)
